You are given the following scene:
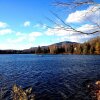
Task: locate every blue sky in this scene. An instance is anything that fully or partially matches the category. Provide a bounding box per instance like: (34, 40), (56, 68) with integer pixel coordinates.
(0, 0), (100, 49)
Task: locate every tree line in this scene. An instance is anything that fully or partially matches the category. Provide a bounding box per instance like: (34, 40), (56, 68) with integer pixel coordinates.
(34, 37), (100, 55)
(0, 37), (100, 54)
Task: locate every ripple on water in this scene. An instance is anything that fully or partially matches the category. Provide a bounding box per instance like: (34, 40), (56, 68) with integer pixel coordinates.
(0, 54), (100, 100)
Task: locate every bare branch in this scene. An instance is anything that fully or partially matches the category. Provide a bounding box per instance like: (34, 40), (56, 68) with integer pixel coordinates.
(48, 0), (100, 35)
(49, 11), (100, 35)
(53, 0), (95, 7)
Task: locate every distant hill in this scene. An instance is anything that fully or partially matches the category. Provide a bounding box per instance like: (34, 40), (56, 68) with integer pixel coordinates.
(24, 37), (100, 54)
(0, 36), (100, 54)
(51, 41), (78, 46)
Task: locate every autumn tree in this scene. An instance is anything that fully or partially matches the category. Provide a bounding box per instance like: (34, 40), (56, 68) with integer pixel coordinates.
(90, 45), (95, 54)
(83, 43), (90, 54)
(76, 44), (83, 54)
(95, 42), (100, 54)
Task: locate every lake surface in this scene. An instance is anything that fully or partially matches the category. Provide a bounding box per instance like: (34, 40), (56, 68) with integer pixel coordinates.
(0, 54), (100, 100)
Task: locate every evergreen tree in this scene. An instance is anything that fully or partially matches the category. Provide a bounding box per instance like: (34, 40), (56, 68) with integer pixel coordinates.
(35, 46), (42, 54)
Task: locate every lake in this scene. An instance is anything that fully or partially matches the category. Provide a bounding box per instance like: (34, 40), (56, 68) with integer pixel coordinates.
(0, 54), (100, 100)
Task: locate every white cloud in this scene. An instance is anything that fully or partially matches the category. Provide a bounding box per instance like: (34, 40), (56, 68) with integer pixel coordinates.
(0, 22), (8, 28)
(34, 24), (47, 29)
(45, 5), (100, 43)
(28, 32), (42, 42)
(7, 37), (26, 43)
(0, 43), (34, 50)
(45, 26), (73, 36)
(66, 10), (87, 23)
(29, 32), (42, 37)
(16, 32), (24, 36)
(3, 31), (42, 49)
(23, 21), (31, 27)
(0, 29), (13, 35)
(59, 33), (99, 43)
(77, 24), (99, 34)
(66, 5), (100, 24)
(45, 23), (100, 43)
(7, 31), (42, 44)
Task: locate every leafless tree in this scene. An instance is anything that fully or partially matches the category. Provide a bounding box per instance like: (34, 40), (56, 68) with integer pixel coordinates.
(47, 0), (100, 35)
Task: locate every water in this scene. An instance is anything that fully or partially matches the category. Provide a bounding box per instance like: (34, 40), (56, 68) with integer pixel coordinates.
(0, 54), (100, 100)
